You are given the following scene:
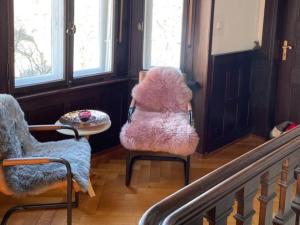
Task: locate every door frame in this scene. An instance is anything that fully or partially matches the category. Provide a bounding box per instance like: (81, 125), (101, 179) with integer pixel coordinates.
(250, 0), (281, 137)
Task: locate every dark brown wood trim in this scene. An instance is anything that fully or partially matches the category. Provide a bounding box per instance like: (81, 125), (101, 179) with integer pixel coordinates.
(206, 51), (254, 152)
(65, 0), (74, 87)
(192, 0), (215, 153)
(250, 0), (280, 137)
(16, 77), (129, 100)
(7, 0), (14, 93)
(0, 0), (9, 93)
(128, 0), (145, 77)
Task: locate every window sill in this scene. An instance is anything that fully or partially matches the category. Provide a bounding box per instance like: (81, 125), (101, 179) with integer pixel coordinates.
(16, 76), (129, 101)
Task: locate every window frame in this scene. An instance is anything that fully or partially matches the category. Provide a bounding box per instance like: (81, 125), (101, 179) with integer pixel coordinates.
(8, 0), (120, 95)
(128, 0), (191, 77)
(142, 0), (185, 70)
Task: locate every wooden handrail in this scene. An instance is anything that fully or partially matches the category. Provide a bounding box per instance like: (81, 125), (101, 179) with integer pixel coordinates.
(139, 127), (300, 225)
(162, 135), (300, 224)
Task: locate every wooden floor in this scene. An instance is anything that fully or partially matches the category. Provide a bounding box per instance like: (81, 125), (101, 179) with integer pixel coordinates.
(0, 135), (265, 225)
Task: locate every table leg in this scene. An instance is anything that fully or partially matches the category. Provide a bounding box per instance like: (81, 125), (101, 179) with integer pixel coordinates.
(87, 179), (96, 197)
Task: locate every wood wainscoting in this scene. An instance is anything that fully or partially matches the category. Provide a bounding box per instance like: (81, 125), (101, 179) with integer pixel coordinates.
(16, 79), (129, 152)
(206, 51), (254, 152)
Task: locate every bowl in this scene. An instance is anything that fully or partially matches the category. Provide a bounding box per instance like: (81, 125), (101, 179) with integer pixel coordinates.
(79, 110), (92, 122)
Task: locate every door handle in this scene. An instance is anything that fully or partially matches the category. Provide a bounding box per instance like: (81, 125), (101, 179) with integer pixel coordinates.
(282, 40), (293, 61)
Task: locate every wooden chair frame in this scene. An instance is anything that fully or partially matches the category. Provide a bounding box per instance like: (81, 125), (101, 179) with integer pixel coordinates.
(0, 125), (94, 225)
(125, 71), (194, 186)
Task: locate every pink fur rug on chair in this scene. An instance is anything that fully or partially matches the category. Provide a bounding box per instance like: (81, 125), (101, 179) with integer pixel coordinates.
(120, 67), (199, 156)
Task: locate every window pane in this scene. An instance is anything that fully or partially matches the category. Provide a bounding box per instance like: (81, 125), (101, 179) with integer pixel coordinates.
(14, 0), (64, 87)
(143, 0), (184, 69)
(74, 0), (114, 77)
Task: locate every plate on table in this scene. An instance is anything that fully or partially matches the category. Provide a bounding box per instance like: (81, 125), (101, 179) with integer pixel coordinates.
(59, 110), (110, 129)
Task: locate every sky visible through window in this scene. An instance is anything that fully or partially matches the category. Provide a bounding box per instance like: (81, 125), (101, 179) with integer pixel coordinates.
(14, 0), (55, 79)
(14, 0), (114, 86)
(144, 0), (184, 69)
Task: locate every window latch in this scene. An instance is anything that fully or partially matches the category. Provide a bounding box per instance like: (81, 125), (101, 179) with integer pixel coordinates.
(66, 24), (77, 35)
(138, 22), (144, 32)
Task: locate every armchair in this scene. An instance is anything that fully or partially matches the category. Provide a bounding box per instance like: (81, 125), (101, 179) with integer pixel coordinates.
(0, 94), (95, 225)
(120, 67), (199, 186)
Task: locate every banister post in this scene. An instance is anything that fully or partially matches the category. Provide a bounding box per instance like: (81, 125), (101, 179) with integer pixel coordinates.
(205, 194), (235, 225)
(258, 168), (279, 225)
(234, 178), (260, 225)
(273, 159), (296, 225)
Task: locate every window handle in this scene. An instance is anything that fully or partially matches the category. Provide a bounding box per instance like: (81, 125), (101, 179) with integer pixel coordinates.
(66, 24), (76, 35)
(187, 0), (194, 47)
(118, 0), (124, 43)
(138, 22), (144, 32)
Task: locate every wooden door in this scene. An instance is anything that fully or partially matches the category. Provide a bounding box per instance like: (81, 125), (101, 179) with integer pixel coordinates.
(276, 0), (300, 123)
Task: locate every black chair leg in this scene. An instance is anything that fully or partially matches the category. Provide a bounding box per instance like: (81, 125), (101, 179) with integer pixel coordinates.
(0, 192), (79, 225)
(184, 156), (190, 186)
(67, 172), (73, 225)
(125, 151), (134, 186)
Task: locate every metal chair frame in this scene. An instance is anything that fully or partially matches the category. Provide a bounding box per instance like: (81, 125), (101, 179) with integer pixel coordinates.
(0, 125), (83, 225)
(125, 71), (194, 186)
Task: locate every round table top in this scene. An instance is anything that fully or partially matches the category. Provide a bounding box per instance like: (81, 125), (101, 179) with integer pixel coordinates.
(55, 120), (111, 137)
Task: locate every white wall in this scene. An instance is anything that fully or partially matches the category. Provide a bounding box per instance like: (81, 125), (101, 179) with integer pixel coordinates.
(211, 0), (265, 55)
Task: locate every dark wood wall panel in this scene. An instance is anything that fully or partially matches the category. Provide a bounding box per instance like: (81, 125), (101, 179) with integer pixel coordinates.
(116, 0), (130, 77)
(17, 80), (128, 152)
(206, 51), (253, 152)
(0, 0), (9, 93)
(128, 0), (144, 77)
(250, 0), (279, 137)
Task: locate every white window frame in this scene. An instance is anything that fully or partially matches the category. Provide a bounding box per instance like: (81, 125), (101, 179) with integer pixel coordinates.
(73, 0), (115, 78)
(143, 0), (184, 70)
(14, 0), (65, 87)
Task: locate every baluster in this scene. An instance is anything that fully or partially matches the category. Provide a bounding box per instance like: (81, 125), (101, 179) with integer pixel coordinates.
(258, 168), (279, 225)
(273, 159), (296, 225)
(292, 166), (300, 224)
(206, 193), (235, 225)
(234, 177), (260, 225)
(183, 215), (203, 225)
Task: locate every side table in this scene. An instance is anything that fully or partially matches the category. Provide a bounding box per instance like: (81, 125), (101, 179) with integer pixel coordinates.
(55, 110), (111, 197)
(54, 120), (111, 140)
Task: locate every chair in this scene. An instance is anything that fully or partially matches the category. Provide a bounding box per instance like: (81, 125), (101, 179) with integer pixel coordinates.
(0, 94), (95, 225)
(120, 67), (199, 186)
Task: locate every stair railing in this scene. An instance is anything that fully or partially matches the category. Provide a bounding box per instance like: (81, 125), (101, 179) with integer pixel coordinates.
(139, 127), (300, 225)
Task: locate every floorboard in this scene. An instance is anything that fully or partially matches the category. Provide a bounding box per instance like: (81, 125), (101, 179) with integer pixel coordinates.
(0, 135), (266, 225)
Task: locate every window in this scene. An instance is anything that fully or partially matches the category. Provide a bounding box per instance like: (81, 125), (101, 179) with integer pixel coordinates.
(74, 0), (114, 77)
(143, 0), (184, 69)
(14, 0), (64, 87)
(13, 0), (115, 88)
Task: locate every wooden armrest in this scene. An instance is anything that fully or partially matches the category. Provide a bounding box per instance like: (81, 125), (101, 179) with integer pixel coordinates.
(29, 125), (65, 131)
(29, 125), (80, 140)
(2, 157), (51, 166)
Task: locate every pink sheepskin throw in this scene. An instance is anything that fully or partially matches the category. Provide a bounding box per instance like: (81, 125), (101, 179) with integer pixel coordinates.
(120, 67), (199, 156)
(132, 67), (192, 112)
